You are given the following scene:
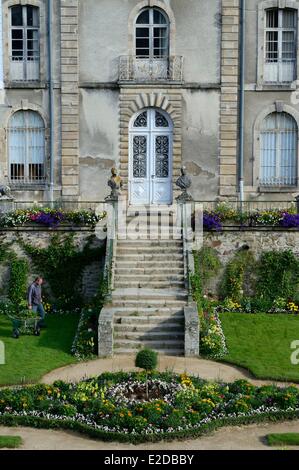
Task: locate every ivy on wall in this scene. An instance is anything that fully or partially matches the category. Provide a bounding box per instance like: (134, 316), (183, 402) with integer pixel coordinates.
(19, 235), (105, 310)
(220, 249), (256, 302)
(256, 250), (299, 302)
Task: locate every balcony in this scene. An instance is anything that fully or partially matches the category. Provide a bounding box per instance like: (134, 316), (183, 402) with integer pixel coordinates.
(119, 56), (184, 83)
(9, 56), (40, 82)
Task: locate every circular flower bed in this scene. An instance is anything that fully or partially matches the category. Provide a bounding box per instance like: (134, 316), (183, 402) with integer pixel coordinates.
(0, 372), (299, 444)
(106, 379), (183, 406)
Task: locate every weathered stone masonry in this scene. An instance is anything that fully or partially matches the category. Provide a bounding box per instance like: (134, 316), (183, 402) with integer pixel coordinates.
(220, 0), (240, 198)
(60, 0), (80, 199)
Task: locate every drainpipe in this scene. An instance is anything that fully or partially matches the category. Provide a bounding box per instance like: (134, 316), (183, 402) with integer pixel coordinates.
(238, 0), (245, 208)
(47, 0), (55, 205)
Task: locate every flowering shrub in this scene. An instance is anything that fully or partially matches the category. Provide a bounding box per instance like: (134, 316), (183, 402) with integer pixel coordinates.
(203, 213), (223, 231)
(71, 307), (99, 360)
(202, 203), (298, 231)
(199, 310), (228, 359)
(218, 296), (299, 315)
(0, 208), (106, 228)
(0, 373), (299, 443)
(280, 212), (299, 228)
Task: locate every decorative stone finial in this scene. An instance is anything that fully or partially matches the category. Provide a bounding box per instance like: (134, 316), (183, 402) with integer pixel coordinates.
(0, 183), (13, 201)
(105, 167), (123, 202)
(176, 166), (193, 202)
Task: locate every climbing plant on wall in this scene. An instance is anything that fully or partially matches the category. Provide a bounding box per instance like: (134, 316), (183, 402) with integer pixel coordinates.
(19, 235), (105, 310)
(220, 249), (256, 302)
(256, 250), (299, 302)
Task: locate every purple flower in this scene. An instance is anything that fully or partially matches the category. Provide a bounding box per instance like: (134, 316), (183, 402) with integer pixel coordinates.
(280, 213), (299, 229)
(34, 211), (65, 227)
(203, 213), (223, 232)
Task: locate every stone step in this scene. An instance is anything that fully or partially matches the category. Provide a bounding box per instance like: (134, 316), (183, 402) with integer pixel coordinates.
(115, 260), (185, 269)
(116, 254), (184, 262)
(115, 268), (185, 276)
(114, 348), (184, 356)
(115, 274), (185, 282)
(114, 315), (184, 326)
(112, 288), (188, 302)
(113, 306), (184, 317)
(114, 339), (185, 351)
(114, 323), (184, 333)
(117, 240), (183, 247)
(116, 281), (186, 289)
(117, 246), (183, 254)
(114, 331), (184, 341)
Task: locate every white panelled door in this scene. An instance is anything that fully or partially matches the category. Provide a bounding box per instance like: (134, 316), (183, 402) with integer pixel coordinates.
(129, 109), (173, 205)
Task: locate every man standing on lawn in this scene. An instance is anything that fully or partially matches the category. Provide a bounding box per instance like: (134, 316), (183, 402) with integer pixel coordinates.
(27, 277), (46, 328)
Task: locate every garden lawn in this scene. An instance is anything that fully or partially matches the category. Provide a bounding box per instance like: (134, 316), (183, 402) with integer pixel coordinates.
(266, 433), (299, 447)
(0, 314), (79, 386)
(0, 436), (22, 449)
(220, 313), (299, 382)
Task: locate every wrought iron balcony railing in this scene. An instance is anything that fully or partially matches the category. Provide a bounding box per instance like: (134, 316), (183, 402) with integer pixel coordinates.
(119, 55), (184, 83)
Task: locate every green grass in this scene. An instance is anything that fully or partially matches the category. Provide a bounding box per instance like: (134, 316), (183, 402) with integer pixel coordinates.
(220, 313), (299, 382)
(0, 436), (23, 449)
(0, 314), (79, 386)
(267, 433), (299, 447)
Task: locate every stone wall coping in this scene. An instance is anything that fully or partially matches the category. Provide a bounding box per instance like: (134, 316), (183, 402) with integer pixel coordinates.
(205, 226), (299, 232)
(0, 225), (99, 233)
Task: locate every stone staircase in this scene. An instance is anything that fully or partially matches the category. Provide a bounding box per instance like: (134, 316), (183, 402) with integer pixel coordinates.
(98, 208), (199, 358)
(111, 210), (188, 355)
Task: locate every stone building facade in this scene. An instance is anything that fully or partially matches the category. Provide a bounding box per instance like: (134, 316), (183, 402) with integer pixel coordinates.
(0, 0), (297, 205)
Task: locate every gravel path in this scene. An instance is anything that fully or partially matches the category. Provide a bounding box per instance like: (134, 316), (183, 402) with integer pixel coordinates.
(42, 355), (298, 388)
(1, 421), (299, 450)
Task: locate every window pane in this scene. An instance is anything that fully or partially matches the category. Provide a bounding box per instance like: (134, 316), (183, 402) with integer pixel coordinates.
(282, 31), (296, 60)
(266, 9), (278, 28)
(266, 31), (278, 61)
(136, 10), (150, 24)
(136, 28), (150, 38)
(136, 49), (150, 57)
(26, 6), (39, 27)
(154, 9), (167, 24)
(29, 164), (44, 181)
(282, 9), (296, 28)
(10, 164), (25, 181)
(11, 6), (23, 26)
(27, 30), (39, 57)
(136, 38), (150, 49)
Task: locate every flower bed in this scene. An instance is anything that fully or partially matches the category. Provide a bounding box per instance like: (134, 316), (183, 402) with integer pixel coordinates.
(0, 208), (106, 228)
(202, 204), (299, 231)
(1, 372), (299, 443)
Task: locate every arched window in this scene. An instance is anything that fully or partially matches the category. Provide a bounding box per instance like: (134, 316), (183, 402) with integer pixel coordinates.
(10, 5), (40, 81)
(135, 8), (169, 58)
(8, 111), (45, 184)
(264, 8), (297, 83)
(260, 112), (297, 186)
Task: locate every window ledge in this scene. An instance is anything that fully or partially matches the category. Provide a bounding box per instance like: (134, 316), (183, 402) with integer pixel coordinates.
(9, 184), (47, 191)
(258, 186), (298, 193)
(256, 83), (296, 91)
(5, 81), (47, 89)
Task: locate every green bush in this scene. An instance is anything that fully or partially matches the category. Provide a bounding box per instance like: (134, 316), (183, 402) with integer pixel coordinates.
(135, 349), (158, 371)
(256, 250), (299, 302)
(220, 250), (256, 302)
(8, 259), (29, 306)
